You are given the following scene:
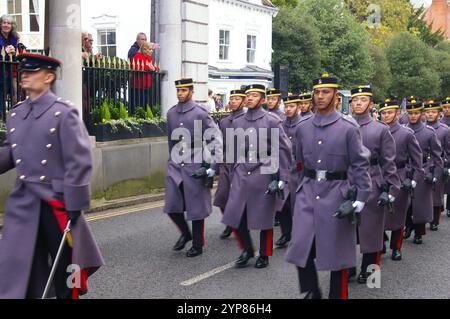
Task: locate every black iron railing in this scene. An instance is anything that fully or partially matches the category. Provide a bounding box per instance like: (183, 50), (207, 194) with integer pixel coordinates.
(82, 56), (161, 130)
(0, 58), (22, 122)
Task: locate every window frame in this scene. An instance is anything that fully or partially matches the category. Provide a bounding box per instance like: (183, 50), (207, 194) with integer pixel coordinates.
(218, 29), (231, 62)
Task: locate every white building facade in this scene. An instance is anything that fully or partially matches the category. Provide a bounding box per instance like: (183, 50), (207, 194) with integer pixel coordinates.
(208, 0), (278, 102)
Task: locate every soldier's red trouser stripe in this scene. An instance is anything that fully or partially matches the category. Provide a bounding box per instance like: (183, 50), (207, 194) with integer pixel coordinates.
(375, 251), (381, 266)
(397, 229), (404, 250)
(263, 229), (273, 257)
(341, 269), (348, 300)
(45, 200), (89, 299)
(232, 229), (244, 250)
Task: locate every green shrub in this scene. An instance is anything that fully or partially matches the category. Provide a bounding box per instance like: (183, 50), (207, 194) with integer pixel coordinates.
(135, 107), (146, 119)
(119, 101), (128, 119)
(101, 100), (111, 121)
(146, 105), (154, 120)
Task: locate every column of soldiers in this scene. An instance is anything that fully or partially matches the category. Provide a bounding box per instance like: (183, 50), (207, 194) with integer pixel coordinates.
(163, 73), (450, 299)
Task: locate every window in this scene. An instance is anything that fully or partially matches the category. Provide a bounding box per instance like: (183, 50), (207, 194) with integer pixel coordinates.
(7, 0), (23, 32)
(247, 35), (256, 64)
(29, 0), (39, 32)
(97, 29), (117, 57)
(219, 30), (230, 61)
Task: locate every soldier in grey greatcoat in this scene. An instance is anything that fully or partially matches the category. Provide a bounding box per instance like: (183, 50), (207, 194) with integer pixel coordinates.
(424, 100), (450, 231)
(440, 97), (450, 217)
(298, 92), (314, 117)
(164, 78), (222, 258)
(348, 87), (400, 284)
(213, 89), (246, 239)
(285, 74), (372, 299)
(404, 100), (443, 244)
(380, 100), (423, 261)
(0, 53), (104, 299)
(222, 84), (291, 269)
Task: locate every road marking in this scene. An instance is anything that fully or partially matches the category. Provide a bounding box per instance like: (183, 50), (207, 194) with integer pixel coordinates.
(86, 202), (164, 222)
(180, 253), (260, 286)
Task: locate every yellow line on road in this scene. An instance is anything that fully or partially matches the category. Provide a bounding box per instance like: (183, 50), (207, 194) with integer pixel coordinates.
(86, 202), (164, 222)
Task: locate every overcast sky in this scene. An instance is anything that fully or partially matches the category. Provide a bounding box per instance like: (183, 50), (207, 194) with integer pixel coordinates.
(410, 0), (432, 8)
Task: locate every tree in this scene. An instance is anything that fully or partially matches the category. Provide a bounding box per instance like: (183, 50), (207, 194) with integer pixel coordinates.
(272, 7), (321, 92)
(385, 32), (441, 99)
(272, 0), (298, 7)
(299, 0), (375, 89)
(368, 44), (392, 102)
(430, 43), (450, 98)
(408, 6), (445, 47)
(344, 0), (412, 45)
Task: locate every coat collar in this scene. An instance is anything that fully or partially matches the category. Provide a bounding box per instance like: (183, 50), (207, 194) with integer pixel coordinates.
(245, 106), (266, 121)
(269, 108), (283, 117)
(23, 90), (58, 119)
(427, 121), (440, 130)
(352, 113), (372, 126)
(230, 109), (245, 121)
(389, 121), (401, 134)
(441, 116), (450, 127)
(408, 121), (425, 133)
(312, 109), (341, 127)
(301, 110), (313, 117)
(285, 114), (302, 127)
(176, 100), (196, 114)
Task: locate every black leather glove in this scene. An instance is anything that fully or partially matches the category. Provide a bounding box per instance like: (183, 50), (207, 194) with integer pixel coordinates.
(190, 167), (208, 179)
(377, 191), (390, 207)
(333, 185), (358, 224)
(265, 180), (284, 200)
(67, 211), (81, 225)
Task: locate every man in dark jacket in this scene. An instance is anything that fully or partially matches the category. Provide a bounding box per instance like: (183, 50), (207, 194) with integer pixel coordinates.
(128, 32), (147, 60)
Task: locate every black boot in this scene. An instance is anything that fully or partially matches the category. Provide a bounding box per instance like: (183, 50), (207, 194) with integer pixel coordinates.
(220, 226), (232, 239)
(391, 249), (402, 261)
(447, 209), (450, 217)
(275, 235), (291, 248)
(186, 246), (203, 257)
(381, 242), (387, 254)
(303, 289), (322, 299)
(413, 235), (423, 244)
(255, 255), (269, 269)
(403, 226), (412, 239)
(430, 223), (438, 231)
(173, 234), (192, 251)
(357, 271), (368, 284)
(235, 249), (255, 268)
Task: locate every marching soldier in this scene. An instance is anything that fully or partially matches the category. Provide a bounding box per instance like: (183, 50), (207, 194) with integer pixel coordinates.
(0, 53), (104, 299)
(423, 100), (450, 231)
(440, 97), (450, 217)
(298, 92), (314, 117)
(348, 88), (400, 284)
(266, 88), (286, 121)
(404, 99), (443, 244)
(266, 87), (285, 226)
(222, 84), (291, 269)
(213, 89), (246, 239)
(164, 78), (222, 257)
(285, 74), (372, 299)
(380, 99), (423, 261)
(275, 93), (303, 248)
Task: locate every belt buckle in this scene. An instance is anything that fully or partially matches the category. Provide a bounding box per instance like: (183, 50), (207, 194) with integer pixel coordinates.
(316, 170), (327, 181)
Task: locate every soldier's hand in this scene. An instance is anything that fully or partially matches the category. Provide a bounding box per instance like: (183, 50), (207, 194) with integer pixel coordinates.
(333, 200), (356, 219)
(411, 180), (417, 189)
(265, 180), (279, 195)
(67, 211), (81, 225)
(191, 167), (208, 179)
(377, 192), (390, 207)
(352, 201), (365, 213)
(206, 168), (216, 178)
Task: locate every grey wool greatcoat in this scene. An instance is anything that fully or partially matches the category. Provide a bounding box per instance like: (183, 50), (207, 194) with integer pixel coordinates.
(282, 114), (303, 210)
(164, 100), (222, 221)
(222, 106), (291, 230)
(428, 121), (450, 207)
(384, 122), (424, 231)
(213, 109), (245, 211)
(0, 90), (104, 299)
(285, 110), (372, 272)
(440, 117), (450, 194)
(269, 107), (286, 121)
(351, 114), (400, 254)
(407, 122), (443, 224)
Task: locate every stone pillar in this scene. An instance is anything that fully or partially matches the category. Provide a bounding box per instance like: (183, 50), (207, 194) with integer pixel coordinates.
(158, 0), (209, 116)
(48, 0), (83, 115)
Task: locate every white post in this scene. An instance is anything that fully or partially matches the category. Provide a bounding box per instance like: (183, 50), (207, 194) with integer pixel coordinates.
(48, 0), (83, 116)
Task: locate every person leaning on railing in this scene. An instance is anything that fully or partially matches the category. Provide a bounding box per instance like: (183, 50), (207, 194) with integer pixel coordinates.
(1, 14), (25, 111)
(130, 42), (158, 115)
(81, 32), (102, 66)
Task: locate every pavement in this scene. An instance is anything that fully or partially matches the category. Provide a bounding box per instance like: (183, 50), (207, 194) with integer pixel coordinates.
(82, 201), (450, 299)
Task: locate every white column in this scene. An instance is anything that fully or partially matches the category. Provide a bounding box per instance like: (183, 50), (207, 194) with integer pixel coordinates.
(48, 0), (83, 116)
(159, 0), (182, 116)
(158, 0), (210, 116)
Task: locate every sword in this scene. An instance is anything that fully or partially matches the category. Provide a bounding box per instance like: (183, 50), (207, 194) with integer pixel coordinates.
(41, 220), (72, 299)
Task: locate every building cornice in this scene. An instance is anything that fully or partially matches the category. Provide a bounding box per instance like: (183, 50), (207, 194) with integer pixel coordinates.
(212, 0), (279, 16)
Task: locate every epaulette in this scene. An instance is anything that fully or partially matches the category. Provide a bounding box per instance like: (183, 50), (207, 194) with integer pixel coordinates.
(298, 114), (313, 124)
(401, 125), (414, 134)
(55, 97), (73, 108)
(426, 125), (435, 132)
(340, 113), (359, 127)
(266, 111), (283, 123)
